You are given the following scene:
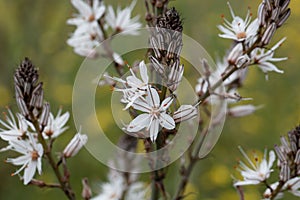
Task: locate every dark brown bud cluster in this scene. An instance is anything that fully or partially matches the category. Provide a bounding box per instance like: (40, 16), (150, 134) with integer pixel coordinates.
(157, 7), (183, 32)
(14, 58), (49, 123)
(149, 7), (183, 92)
(258, 0), (291, 45)
(150, 7), (183, 63)
(274, 125), (300, 182)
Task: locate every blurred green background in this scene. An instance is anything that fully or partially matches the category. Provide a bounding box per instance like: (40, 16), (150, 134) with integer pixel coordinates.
(0, 0), (299, 199)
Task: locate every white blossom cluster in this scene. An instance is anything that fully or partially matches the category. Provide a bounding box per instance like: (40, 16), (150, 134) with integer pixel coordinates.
(0, 108), (87, 185)
(110, 60), (198, 142)
(195, 2), (288, 119)
(67, 0), (142, 58)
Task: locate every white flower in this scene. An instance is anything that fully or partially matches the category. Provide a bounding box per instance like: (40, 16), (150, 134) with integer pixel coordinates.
(91, 162), (147, 200)
(67, 25), (103, 58)
(6, 133), (43, 185)
(113, 60), (149, 109)
(127, 87), (175, 142)
(63, 132), (88, 158)
(67, 0), (105, 36)
(0, 109), (29, 141)
(218, 2), (259, 42)
(252, 37), (287, 79)
(92, 177), (124, 200)
(234, 147), (275, 186)
(43, 108), (70, 139)
(91, 171), (147, 200)
(105, 0), (142, 35)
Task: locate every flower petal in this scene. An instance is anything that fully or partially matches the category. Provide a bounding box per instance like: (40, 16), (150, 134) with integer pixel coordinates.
(159, 113), (175, 130)
(127, 114), (151, 132)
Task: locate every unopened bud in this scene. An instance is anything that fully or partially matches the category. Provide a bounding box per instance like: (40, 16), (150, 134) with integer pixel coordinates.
(227, 44), (243, 65)
(81, 178), (92, 200)
(277, 8), (291, 28)
(295, 150), (300, 165)
(168, 61), (184, 91)
(149, 56), (165, 75)
(40, 102), (50, 127)
(228, 105), (260, 117)
(63, 132), (88, 158)
(280, 136), (292, 154)
(274, 145), (286, 162)
(236, 54), (251, 68)
(279, 162), (290, 182)
(258, 2), (266, 26)
(173, 105), (198, 123)
(262, 23), (277, 45)
(280, 0), (290, 13)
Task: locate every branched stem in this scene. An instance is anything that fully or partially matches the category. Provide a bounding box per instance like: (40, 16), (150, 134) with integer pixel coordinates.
(30, 113), (75, 200)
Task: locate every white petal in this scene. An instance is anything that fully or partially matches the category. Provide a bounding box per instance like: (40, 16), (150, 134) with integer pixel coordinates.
(234, 180), (260, 186)
(268, 150), (276, 169)
(146, 88), (160, 108)
(159, 113), (175, 130)
(149, 118), (159, 142)
(139, 61), (149, 83)
(127, 114), (151, 132)
(24, 161), (37, 185)
(127, 76), (144, 88)
(7, 155), (30, 166)
(94, 6), (105, 20)
(132, 98), (151, 113)
(71, 0), (92, 17)
(159, 97), (173, 112)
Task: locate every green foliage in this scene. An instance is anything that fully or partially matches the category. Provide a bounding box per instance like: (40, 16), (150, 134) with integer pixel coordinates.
(0, 0), (299, 199)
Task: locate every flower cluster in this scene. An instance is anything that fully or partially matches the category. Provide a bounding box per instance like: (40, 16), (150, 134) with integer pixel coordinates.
(195, 0), (290, 120)
(111, 60), (197, 143)
(234, 125), (300, 200)
(67, 0), (142, 58)
(0, 58), (87, 194)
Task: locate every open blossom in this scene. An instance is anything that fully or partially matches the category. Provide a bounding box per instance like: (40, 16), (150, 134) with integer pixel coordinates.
(6, 133), (43, 185)
(63, 132), (88, 158)
(252, 37), (287, 78)
(0, 109), (30, 141)
(127, 87), (175, 142)
(234, 147), (275, 186)
(67, 0), (105, 36)
(67, 25), (103, 58)
(105, 0), (141, 35)
(91, 169), (147, 200)
(218, 2), (259, 42)
(113, 60), (149, 109)
(43, 108), (70, 139)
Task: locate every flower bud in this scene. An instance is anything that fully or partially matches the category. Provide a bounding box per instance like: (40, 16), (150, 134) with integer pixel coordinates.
(262, 23), (277, 45)
(173, 105), (198, 123)
(279, 162), (290, 182)
(228, 105), (260, 117)
(63, 133), (88, 158)
(227, 44), (243, 65)
(81, 178), (92, 200)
